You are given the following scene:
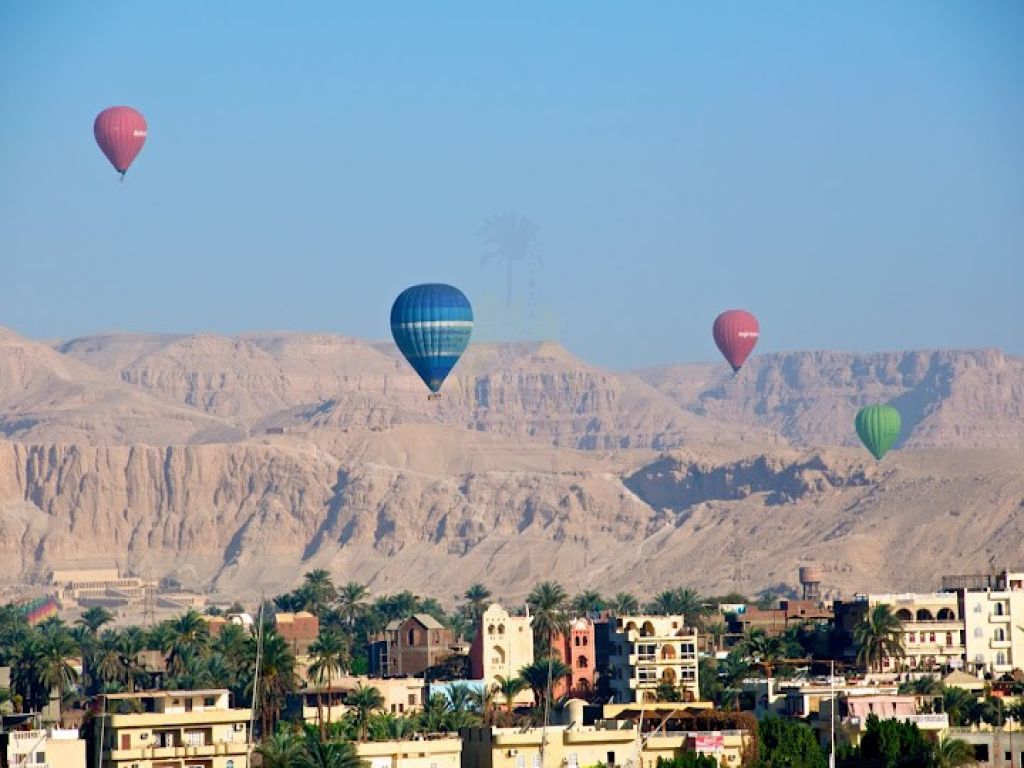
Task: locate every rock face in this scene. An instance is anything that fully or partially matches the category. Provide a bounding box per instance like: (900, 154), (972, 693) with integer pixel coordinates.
(0, 326), (1018, 601)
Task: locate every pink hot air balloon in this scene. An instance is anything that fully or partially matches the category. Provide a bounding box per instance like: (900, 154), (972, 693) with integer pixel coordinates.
(94, 107), (147, 178)
(713, 309), (760, 373)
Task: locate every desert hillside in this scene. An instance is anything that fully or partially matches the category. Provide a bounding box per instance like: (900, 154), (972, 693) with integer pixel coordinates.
(0, 326), (1019, 602)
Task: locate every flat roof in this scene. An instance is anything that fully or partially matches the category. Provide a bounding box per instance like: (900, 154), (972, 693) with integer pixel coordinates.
(103, 689), (229, 700)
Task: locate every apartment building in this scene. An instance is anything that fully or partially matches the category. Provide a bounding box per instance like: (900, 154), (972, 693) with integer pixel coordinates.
(95, 689), (250, 768)
(369, 614), (457, 677)
(357, 736), (462, 768)
(604, 615), (700, 704)
(288, 675), (426, 723)
(958, 571), (1024, 675)
(3, 727), (86, 768)
(817, 694), (948, 749)
(469, 605), (534, 705)
(866, 591), (966, 671)
(945, 724), (1024, 767)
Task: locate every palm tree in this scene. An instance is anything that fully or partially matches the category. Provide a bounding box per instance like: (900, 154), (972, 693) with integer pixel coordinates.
(519, 656), (571, 708)
(247, 628), (299, 737)
(163, 609), (211, 676)
(336, 583), (369, 628)
(740, 629), (784, 680)
(493, 675), (528, 712)
(93, 630), (127, 690)
(609, 593), (639, 616)
(300, 570), (338, 616)
(854, 604), (905, 673)
(418, 693), (453, 734)
(445, 681), (476, 714)
(297, 728), (366, 768)
(571, 590), (605, 618)
(345, 684), (385, 741)
(480, 213), (541, 308)
(308, 630), (349, 735)
(940, 686), (976, 727)
(527, 582), (570, 650)
(931, 736), (977, 768)
(76, 606), (114, 635)
(34, 631), (79, 718)
(257, 730), (304, 768)
(463, 583), (492, 624)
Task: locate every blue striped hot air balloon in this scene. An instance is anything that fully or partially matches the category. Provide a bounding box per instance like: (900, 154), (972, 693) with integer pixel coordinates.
(390, 283), (473, 396)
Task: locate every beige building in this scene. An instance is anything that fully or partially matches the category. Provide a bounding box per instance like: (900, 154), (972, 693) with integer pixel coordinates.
(357, 736), (462, 768)
(291, 675), (426, 723)
(817, 694), (948, 749)
(96, 689), (250, 768)
(462, 716), (748, 768)
(606, 616), (700, 704)
(867, 592), (965, 672)
(961, 571), (1024, 676)
(4, 727), (86, 768)
(469, 605), (534, 705)
(945, 724), (1024, 767)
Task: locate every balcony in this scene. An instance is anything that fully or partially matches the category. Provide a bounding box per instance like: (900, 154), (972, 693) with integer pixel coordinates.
(990, 639), (1011, 649)
(848, 713), (948, 730)
(988, 613), (1010, 623)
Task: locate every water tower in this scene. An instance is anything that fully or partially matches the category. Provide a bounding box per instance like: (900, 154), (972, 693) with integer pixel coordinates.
(799, 566), (823, 601)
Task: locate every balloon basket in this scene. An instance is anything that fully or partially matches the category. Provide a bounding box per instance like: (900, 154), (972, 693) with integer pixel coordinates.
(427, 393), (442, 401)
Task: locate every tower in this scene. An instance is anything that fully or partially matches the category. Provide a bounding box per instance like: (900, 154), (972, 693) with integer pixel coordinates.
(799, 566), (823, 601)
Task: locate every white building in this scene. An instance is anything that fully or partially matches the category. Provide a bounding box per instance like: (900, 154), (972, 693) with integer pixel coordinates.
(4, 727), (87, 768)
(605, 615), (700, 703)
(960, 570), (1024, 675)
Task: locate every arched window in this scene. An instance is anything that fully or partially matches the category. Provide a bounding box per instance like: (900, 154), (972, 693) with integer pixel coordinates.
(488, 624), (496, 636)
(915, 609), (934, 621)
(895, 609), (913, 621)
(574, 636), (581, 647)
(582, 637), (589, 646)
(577, 656), (588, 669)
(994, 603), (1005, 616)
(994, 629), (1005, 641)
(937, 608), (955, 620)
(498, 624), (506, 635)
(408, 629), (416, 645)
(661, 645), (677, 660)
(641, 621), (656, 637)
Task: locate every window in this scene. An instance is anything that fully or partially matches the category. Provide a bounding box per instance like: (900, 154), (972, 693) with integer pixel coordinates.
(204, 696), (216, 707)
(516, 755), (526, 768)
(34, 753), (45, 765)
(408, 629), (417, 645)
(995, 629), (1006, 641)
(582, 637), (588, 646)
(578, 655), (589, 668)
(533, 754), (542, 768)
(574, 636), (581, 647)
(488, 624), (495, 635)
(409, 694), (417, 705)
(997, 652), (1007, 665)
(568, 753), (579, 768)
(185, 730), (206, 747)
(681, 667), (696, 681)
(498, 624), (506, 635)
(908, 633), (916, 643)
(946, 633), (953, 645)
(929, 633), (936, 643)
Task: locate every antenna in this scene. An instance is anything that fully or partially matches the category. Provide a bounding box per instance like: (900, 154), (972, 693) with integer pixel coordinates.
(246, 594), (266, 766)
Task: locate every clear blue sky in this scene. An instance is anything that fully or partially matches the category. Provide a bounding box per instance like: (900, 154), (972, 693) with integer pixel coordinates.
(1, 1), (1021, 369)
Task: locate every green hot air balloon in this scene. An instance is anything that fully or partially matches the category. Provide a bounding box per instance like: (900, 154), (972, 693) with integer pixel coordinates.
(855, 404), (902, 460)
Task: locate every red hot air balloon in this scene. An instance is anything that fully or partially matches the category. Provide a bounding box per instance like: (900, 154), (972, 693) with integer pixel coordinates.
(713, 309), (760, 372)
(94, 107), (147, 179)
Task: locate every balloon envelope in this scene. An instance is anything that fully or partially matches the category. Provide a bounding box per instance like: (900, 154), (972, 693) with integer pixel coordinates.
(713, 309), (759, 372)
(94, 107), (147, 175)
(390, 284), (473, 393)
(855, 404), (901, 460)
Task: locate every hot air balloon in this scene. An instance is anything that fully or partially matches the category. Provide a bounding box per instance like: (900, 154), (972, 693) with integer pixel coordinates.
(855, 404), (901, 460)
(390, 283), (473, 397)
(94, 107), (147, 179)
(713, 309), (759, 373)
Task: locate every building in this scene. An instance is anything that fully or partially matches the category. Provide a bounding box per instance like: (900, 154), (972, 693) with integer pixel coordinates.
(866, 591), (966, 672)
(469, 605), (534, 705)
(817, 694), (948, 749)
(370, 614), (457, 677)
(275, 611), (320, 655)
(3, 727), (86, 768)
(550, 618), (596, 699)
(357, 736), (462, 768)
(462, 702), (749, 768)
(726, 600), (833, 638)
(945, 724), (1024, 767)
(288, 676), (426, 724)
(95, 689), (250, 768)
(605, 616), (699, 704)
(958, 570), (1024, 676)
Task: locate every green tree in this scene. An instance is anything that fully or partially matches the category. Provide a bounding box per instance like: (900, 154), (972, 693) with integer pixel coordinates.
(162, 609), (211, 676)
(854, 604), (904, 672)
(740, 628), (784, 679)
(757, 717), (827, 768)
(300, 569), (339, 616)
(609, 593), (639, 616)
(76, 606), (114, 635)
(256, 730), (304, 768)
(493, 674), (528, 712)
(336, 582), (369, 628)
(858, 714), (931, 768)
(571, 590), (606, 617)
(462, 583), (492, 625)
(308, 630), (349, 735)
(296, 728), (366, 768)
(248, 627), (299, 737)
(930, 736), (977, 768)
(527, 581), (570, 649)
(940, 685), (977, 727)
(705, 621), (728, 653)
(519, 656), (571, 708)
(35, 627), (80, 712)
(345, 684), (385, 741)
